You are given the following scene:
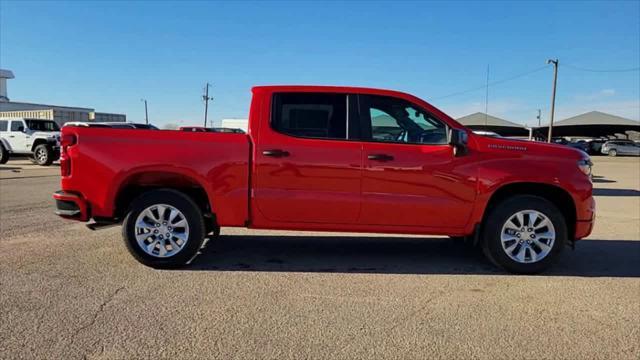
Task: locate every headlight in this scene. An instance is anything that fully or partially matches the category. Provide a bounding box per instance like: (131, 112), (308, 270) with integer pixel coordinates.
(578, 158), (592, 177)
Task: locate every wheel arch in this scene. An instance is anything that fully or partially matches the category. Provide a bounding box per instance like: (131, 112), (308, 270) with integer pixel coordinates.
(113, 170), (215, 222)
(480, 182), (577, 242)
(30, 138), (50, 152)
(0, 138), (11, 151)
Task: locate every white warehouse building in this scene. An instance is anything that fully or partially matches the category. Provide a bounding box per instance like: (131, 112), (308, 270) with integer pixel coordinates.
(0, 69), (126, 126)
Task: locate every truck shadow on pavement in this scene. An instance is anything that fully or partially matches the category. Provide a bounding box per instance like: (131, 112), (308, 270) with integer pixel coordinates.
(593, 188), (640, 196)
(591, 175), (616, 183)
(189, 235), (640, 277)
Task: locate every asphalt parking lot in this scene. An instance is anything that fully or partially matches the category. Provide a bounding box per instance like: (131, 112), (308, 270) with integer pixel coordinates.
(1, 157), (639, 359)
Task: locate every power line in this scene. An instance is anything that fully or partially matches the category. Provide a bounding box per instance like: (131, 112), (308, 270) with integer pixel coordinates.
(563, 64), (640, 73)
(432, 65), (550, 100)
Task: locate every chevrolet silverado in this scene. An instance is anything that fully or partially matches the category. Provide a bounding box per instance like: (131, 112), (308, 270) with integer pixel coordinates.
(53, 86), (595, 273)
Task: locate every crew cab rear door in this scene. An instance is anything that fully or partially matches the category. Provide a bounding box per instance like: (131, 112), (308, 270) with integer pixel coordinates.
(253, 91), (362, 224)
(357, 94), (476, 229)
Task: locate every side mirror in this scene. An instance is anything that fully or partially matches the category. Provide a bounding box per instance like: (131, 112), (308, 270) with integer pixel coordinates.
(449, 128), (469, 157)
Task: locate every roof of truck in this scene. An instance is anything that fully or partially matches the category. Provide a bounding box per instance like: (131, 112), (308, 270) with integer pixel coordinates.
(252, 85), (415, 97)
(251, 85), (463, 128)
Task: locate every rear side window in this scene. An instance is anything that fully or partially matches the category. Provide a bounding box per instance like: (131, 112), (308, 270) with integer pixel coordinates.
(10, 121), (23, 131)
(0, 120), (7, 131)
(272, 93), (347, 139)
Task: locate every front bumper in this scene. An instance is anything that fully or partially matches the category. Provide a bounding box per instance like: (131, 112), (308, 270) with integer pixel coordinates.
(575, 220), (594, 240)
(53, 191), (89, 221)
(574, 196), (595, 240)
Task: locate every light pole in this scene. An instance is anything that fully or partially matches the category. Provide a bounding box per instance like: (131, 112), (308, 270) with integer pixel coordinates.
(141, 99), (149, 124)
(547, 59), (558, 142)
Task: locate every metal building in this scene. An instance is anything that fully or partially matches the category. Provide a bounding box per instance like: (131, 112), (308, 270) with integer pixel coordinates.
(0, 68), (126, 126)
(536, 111), (640, 139)
(456, 112), (529, 137)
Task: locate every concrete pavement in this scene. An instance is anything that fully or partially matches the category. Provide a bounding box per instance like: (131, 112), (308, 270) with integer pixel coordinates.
(1, 157), (638, 359)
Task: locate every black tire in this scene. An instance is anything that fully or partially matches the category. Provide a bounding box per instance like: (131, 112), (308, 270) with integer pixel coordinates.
(481, 195), (567, 274)
(33, 144), (54, 166)
(0, 144), (8, 164)
(608, 149), (617, 157)
(122, 189), (206, 269)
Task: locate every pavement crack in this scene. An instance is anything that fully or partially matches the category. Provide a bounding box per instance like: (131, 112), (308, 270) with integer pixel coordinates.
(70, 286), (125, 348)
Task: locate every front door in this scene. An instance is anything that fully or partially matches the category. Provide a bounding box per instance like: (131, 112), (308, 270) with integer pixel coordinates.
(253, 92), (363, 224)
(357, 94), (477, 229)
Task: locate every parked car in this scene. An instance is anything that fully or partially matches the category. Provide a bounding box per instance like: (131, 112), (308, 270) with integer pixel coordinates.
(587, 139), (607, 155)
(64, 122), (159, 130)
(0, 118), (60, 165)
(551, 137), (589, 153)
(179, 126), (245, 133)
(472, 130), (501, 138)
(601, 140), (640, 156)
(53, 85), (594, 274)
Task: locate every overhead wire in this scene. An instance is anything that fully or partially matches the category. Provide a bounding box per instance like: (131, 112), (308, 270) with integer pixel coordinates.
(431, 65), (550, 100)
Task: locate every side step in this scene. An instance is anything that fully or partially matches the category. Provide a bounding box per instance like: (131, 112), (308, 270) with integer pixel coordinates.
(86, 219), (120, 231)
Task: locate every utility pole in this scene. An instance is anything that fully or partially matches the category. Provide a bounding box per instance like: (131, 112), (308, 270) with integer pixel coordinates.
(547, 59), (558, 142)
(141, 99), (149, 124)
(536, 109), (541, 127)
(484, 64), (490, 126)
(202, 83), (213, 127)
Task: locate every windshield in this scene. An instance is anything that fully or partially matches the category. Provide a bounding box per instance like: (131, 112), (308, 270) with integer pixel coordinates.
(25, 120), (60, 132)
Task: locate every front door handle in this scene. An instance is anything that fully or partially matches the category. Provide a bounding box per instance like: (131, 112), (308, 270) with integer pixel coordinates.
(262, 149), (290, 158)
(8, 135), (15, 138)
(367, 153), (394, 161)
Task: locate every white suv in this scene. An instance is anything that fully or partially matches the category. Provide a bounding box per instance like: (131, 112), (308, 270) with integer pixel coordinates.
(0, 118), (61, 165)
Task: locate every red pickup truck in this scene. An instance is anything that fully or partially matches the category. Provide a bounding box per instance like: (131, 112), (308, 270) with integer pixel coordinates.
(54, 86), (594, 273)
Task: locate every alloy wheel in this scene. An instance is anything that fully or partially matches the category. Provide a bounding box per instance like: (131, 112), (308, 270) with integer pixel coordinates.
(500, 210), (556, 264)
(134, 204), (190, 258)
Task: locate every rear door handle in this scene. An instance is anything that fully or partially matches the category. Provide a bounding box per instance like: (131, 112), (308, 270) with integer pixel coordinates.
(262, 149), (289, 158)
(367, 154), (394, 161)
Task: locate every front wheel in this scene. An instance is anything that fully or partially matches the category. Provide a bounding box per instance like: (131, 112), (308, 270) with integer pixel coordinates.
(33, 144), (54, 166)
(122, 189), (206, 269)
(608, 149), (617, 157)
(482, 195), (567, 274)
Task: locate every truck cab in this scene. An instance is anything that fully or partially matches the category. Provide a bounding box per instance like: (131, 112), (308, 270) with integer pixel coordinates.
(0, 118), (61, 165)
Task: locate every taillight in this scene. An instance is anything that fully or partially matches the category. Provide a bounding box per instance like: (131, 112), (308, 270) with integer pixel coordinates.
(60, 133), (76, 176)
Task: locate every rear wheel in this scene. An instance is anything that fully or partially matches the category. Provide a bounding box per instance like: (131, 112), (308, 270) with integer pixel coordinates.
(122, 189), (206, 268)
(33, 144), (54, 165)
(608, 149), (617, 157)
(482, 195), (566, 274)
(0, 144), (8, 164)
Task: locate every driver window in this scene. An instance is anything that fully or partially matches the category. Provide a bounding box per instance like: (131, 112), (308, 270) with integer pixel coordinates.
(10, 121), (24, 132)
(363, 95), (447, 145)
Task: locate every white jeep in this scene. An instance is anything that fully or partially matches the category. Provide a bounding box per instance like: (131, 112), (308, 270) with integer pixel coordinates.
(0, 118), (61, 166)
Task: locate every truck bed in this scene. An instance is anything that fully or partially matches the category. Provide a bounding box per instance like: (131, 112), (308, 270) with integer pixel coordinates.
(60, 126), (250, 225)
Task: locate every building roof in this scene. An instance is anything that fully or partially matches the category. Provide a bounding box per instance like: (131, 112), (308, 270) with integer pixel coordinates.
(0, 69), (14, 79)
(456, 112), (525, 128)
(549, 111), (640, 127)
(0, 101), (94, 112)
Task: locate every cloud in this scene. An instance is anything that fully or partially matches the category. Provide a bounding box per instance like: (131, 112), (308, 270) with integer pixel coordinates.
(601, 89), (616, 96)
(573, 88), (617, 101)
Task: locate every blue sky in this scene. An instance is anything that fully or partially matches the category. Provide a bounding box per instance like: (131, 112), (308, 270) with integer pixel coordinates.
(1, 0), (639, 127)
